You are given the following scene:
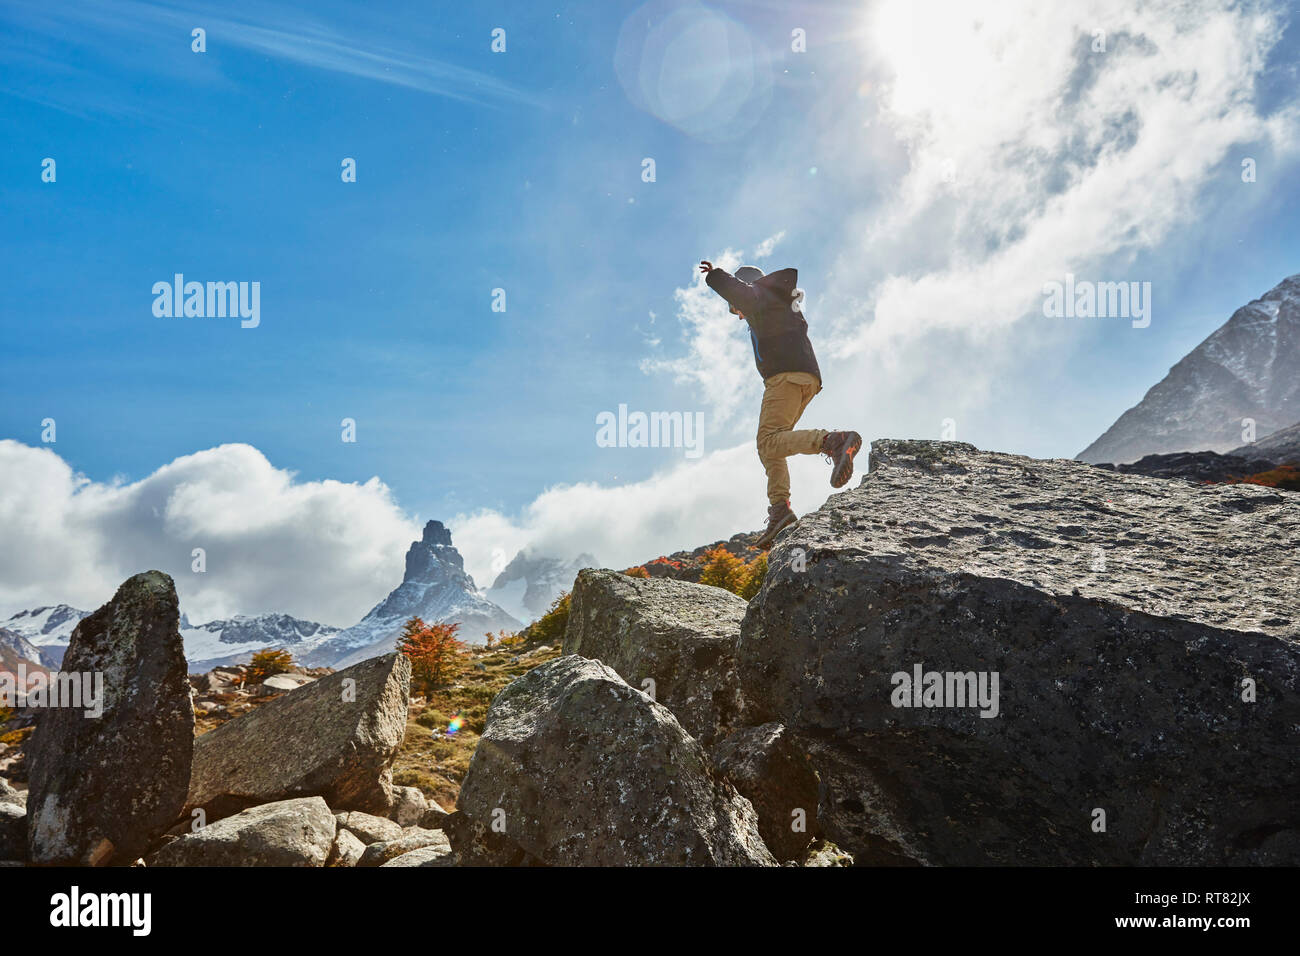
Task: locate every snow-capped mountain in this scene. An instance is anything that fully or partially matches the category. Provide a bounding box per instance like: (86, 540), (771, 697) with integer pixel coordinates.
(0, 626), (58, 669)
(1, 605), (90, 668)
(1233, 419), (1300, 465)
(2, 603), (342, 671)
(1078, 273), (1300, 463)
(4, 520), (520, 673)
(303, 520), (522, 669)
(486, 549), (597, 623)
(180, 613), (342, 670)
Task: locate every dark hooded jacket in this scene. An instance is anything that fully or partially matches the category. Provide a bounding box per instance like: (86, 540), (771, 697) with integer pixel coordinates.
(705, 266), (822, 383)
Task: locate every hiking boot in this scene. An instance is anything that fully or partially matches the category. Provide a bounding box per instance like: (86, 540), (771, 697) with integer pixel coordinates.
(755, 501), (797, 550)
(821, 430), (863, 489)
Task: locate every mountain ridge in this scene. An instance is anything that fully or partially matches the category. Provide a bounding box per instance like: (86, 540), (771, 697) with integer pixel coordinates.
(1078, 272), (1300, 463)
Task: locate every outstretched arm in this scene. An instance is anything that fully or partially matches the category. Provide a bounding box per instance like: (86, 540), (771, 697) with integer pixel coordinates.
(699, 260), (760, 317)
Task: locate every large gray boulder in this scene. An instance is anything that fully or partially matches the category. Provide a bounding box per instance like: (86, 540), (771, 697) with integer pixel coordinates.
(153, 796), (335, 867)
(27, 572), (194, 865)
(185, 653), (410, 822)
(564, 570), (749, 746)
(739, 440), (1300, 865)
(712, 722), (819, 862)
(449, 655), (775, 866)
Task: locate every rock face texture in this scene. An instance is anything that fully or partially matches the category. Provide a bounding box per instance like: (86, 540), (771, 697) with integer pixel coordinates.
(153, 797), (336, 867)
(1079, 272), (1300, 463)
(564, 570), (750, 745)
(739, 440), (1300, 865)
(449, 655), (775, 866)
(306, 520), (521, 667)
(185, 652), (410, 822)
(712, 722), (819, 862)
(26, 571), (194, 866)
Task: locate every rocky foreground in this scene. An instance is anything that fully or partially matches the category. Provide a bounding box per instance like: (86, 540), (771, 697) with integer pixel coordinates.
(3, 439), (1296, 866)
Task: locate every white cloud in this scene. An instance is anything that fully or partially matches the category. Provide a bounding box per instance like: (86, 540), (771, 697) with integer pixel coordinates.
(453, 440), (839, 584)
(835, 0), (1296, 352)
(0, 440), (418, 626)
(752, 231), (786, 260)
(0, 438), (843, 625)
(639, 244), (772, 426)
(642, 0), (1300, 464)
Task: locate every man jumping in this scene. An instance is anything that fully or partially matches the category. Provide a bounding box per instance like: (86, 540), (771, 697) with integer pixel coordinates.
(700, 259), (861, 549)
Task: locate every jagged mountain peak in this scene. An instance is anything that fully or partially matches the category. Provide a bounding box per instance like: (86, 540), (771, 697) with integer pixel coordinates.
(405, 520), (468, 583)
(420, 519), (453, 548)
(303, 519), (521, 667)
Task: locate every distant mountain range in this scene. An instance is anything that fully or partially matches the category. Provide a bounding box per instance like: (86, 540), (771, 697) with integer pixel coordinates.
(0, 625), (61, 671)
(1079, 273), (1300, 463)
(0, 605), (89, 669)
(2, 520), (594, 675)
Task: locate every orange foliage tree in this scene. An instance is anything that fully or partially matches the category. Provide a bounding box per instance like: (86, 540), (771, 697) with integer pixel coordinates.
(247, 648), (295, 684)
(398, 617), (467, 693)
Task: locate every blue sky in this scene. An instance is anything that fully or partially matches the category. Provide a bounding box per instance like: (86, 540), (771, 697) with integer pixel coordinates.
(1, 0), (867, 518)
(2, 0), (1299, 623)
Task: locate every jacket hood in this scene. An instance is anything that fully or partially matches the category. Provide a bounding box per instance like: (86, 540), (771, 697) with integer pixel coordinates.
(755, 268), (798, 293)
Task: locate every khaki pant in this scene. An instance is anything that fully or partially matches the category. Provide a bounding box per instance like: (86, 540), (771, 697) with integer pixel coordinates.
(757, 371), (826, 505)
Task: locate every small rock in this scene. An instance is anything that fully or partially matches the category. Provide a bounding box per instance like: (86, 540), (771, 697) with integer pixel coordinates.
(257, 674), (309, 694)
(327, 828), (366, 867)
(387, 785), (427, 827)
(335, 811), (403, 845)
(358, 828), (449, 867)
(152, 797), (335, 867)
(380, 843), (456, 867)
